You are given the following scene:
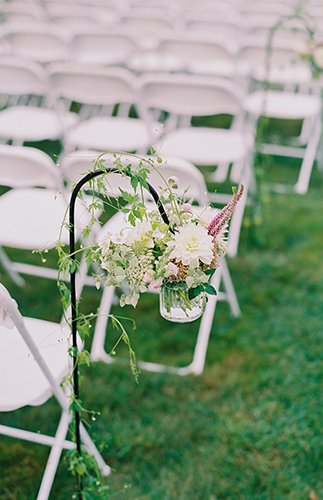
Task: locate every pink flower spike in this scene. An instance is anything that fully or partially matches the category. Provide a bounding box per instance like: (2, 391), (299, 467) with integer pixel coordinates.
(207, 185), (244, 239)
(182, 203), (192, 212)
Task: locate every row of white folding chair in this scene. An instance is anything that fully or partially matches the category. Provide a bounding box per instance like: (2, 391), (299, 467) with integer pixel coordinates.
(52, 61), (321, 197)
(0, 9), (309, 51)
(0, 56), (156, 154)
(0, 55), (253, 171)
(1, 52), (319, 196)
(0, 55), (80, 146)
(55, 68), (253, 190)
(0, 20), (312, 80)
(0, 21), (303, 65)
(128, 32), (311, 83)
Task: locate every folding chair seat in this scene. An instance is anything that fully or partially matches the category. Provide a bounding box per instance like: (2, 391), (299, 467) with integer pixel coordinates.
(0, 282), (110, 500)
(0, 55), (78, 146)
(138, 72), (254, 184)
(0, 144), (91, 286)
(49, 62), (158, 153)
(83, 154), (246, 375)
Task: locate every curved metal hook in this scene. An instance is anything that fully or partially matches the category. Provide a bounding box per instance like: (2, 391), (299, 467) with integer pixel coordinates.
(68, 167), (171, 486)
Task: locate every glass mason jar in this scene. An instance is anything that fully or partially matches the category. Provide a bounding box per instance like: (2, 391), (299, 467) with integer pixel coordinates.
(160, 280), (206, 323)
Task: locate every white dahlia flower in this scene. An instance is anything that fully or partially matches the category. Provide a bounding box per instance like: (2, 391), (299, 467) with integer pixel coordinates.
(125, 221), (153, 248)
(168, 223), (214, 266)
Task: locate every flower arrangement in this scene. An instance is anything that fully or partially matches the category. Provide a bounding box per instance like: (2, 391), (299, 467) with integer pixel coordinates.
(297, 25), (323, 78)
(92, 170), (244, 322)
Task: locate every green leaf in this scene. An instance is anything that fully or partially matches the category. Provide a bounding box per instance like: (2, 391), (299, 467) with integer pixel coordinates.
(188, 285), (203, 300)
(130, 175), (139, 191)
(119, 188), (138, 204)
(205, 284), (217, 295)
(204, 268), (216, 276)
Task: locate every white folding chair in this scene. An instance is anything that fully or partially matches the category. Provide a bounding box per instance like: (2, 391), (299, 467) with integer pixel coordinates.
(238, 37), (322, 194)
(0, 144), (90, 286)
(87, 155), (245, 376)
(70, 29), (140, 65)
(185, 20), (242, 50)
(0, 55), (79, 146)
(49, 62), (158, 153)
(2, 23), (71, 64)
(0, 1), (47, 23)
(0, 282), (110, 500)
(243, 87), (322, 194)
(118, 14), (175, 36)
(153, 35), (237, 78)
(236, 40), (312, 90)
(138, 72), (254, 184)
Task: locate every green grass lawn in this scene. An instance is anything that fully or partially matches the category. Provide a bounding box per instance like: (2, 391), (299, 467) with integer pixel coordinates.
(0, 155), (323, 500)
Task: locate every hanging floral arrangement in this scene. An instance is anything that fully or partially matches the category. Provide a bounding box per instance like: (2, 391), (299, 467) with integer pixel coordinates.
(87, 159), (244, 323)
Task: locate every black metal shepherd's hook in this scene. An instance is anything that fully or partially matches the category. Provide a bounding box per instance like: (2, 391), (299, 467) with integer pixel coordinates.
(69, 167), (170, 495)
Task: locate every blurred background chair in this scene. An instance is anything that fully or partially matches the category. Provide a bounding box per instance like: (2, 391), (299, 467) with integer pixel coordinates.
(0, 0), (48, 24)
(138, 72), (254, 185)
(49, 62), (158, 153)
(2, 23), (71, 64)
(0, 55), (78, 146)
(0, 144), (90, 286)
(70, 29), (141, 66)
(0, 282), (110, 500)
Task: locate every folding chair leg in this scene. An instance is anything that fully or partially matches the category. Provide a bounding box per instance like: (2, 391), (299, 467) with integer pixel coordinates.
(36, 411), (71, 500)
(295, 114), (322, 194)
(226, 160), (251, 257)
(220, 257), (241, 318)
(178, 257), (240, 376)
(79, 423), (111, 477)
(178, 291), (219, 376)
(0, 247), (25, 286)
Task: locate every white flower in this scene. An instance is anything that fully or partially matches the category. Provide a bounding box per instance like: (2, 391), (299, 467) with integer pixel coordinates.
(197, 206), (217, 227)
(168, 223), (214, 266)
(110, 233), (127, 244)
(125, 221), (153, 248)
(98, 232), (112, 253)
